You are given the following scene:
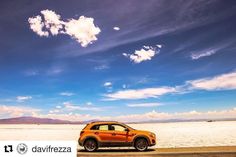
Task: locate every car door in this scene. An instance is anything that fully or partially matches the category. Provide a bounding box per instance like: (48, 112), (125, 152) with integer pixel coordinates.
(95, 124), (111, 142)
(109, 124), (128, 144)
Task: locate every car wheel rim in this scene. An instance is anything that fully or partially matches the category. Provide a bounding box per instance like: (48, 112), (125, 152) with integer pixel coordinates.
(136, 139), (147, 150)
(85, 141), (96, 151)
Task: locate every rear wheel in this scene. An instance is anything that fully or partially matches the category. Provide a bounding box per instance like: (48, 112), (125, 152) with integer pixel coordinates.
(134, 138), (148, 151)
(84, 139), (98, 152)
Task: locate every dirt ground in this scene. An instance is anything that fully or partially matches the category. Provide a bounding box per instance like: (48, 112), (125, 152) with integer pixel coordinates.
(78, 146), (236, 157)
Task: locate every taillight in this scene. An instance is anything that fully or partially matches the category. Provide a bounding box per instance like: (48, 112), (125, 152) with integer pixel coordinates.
(80, 131), (84, 136)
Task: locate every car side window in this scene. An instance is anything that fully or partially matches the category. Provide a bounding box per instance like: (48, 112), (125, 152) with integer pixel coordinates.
(110, 124), (126, 131)
(98, 125), (109, 131)
(90, 125), (99, 130)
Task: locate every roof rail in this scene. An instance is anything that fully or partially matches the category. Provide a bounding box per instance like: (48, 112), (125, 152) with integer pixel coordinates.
(89, 121), (118, 123)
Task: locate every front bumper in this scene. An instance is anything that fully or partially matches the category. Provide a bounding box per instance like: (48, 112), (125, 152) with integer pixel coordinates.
(149, 137), (156, 146)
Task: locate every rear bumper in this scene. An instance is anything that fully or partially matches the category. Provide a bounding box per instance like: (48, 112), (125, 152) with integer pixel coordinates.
(78, 137), (84, 146)
(79, 141), (83, 146)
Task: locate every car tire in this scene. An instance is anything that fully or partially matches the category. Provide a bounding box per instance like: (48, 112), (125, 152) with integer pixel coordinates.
(84, 139), (98, 152)
(134, 138), (148, 151)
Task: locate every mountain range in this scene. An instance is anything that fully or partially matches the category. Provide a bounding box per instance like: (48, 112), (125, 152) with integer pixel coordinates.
(0, 116), (236, 124)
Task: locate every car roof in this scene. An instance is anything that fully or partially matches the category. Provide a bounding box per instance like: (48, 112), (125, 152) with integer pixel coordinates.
(83, 121), (134, 130)
(88, 121), (120, 125)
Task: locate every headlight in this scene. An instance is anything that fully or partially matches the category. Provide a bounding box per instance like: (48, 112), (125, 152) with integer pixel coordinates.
(149, 133), (155, 138)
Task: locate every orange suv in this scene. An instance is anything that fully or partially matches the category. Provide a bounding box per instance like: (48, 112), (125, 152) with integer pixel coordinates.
(79, 121), (156, 151)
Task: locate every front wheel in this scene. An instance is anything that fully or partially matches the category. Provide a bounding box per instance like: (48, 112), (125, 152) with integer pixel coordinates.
(134, 138), (148, 151)
(84, 139), (98, 152)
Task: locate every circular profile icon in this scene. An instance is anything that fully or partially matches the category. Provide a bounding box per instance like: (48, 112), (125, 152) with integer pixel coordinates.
(17, 143), (28, 155)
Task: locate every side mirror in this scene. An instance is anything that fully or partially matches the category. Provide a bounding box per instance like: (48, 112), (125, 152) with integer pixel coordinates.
(124, 128), (129, 132)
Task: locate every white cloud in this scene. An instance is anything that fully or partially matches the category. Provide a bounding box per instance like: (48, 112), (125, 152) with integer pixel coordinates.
(187, 71), (236, 90)
(104, 82), (112, 87)
(127, 103), (162, 107)
(63, 102), (101, 111)
(0, 105), (40, 118)
(16, 96), (32, 102)
(104, 87), (177, 100)
(102, 71), (236, 101)
(37, 107), (236, 122)
(113, 26), (120, 31)
(28, 10), (101, 47)
(28, 15), (49, 37)
(38, 113), (97, 122)
(64, 16), (101, 47)
(191, 49), (216, 60)
(49, 109), (60, 114)
(1, 105), (236, 123)
(143, 45), (151, 49)
(40, 10), (64, 35)
(40, 1), (234, 57)
(123, 45), (161, 63)
(59, 92), (75, 96)
(111, 108), (236, 122)
(156, 44), (162, 48)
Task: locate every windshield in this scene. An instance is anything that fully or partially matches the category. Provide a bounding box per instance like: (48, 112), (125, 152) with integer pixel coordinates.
(122, 123), (135, 130)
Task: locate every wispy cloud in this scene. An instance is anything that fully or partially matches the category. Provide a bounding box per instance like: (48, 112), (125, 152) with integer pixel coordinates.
(191, 49), (216, 60)
(127, 103), (162, 107)
(123, 45), (161, 63)
(24, 69), (39, 76)
(122, 84), (127, 89)
(0, 105), (40, 118)
(110, 107), (236, 122)
(38, 113), (96, 122)
(24, 66), (64, 76)
(103, 71), (236, 101)
(48, 102), (102, 114)
(28, 9), (101, 47)
(187, 71), (236, 91)
(63, 102), (101, 111)
(104, 87), (177, 100)
(189, 39), (235, 60)
(56, 105), (62, 109)
(46, 66), (64, 75)
(1, 105), (236, 122)
(37, 107), (236, 122)
(52, 0), (236, 57)
(16, 96), (32, 102)
(86, 102), (93, 106)
(59, 92), (75, 96)
(94, 65), (109, 71)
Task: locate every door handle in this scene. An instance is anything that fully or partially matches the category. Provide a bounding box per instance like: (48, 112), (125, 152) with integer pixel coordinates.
(95, 132), (99, 135)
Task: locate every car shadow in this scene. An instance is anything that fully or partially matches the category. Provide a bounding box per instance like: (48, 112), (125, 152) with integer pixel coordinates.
(78, 148), (156, 153)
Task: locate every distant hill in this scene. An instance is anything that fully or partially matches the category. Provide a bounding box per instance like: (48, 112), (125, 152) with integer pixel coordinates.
(0, 116), (83, 124)
(0, 116), (235, 124)
(130, 118), (236, 124)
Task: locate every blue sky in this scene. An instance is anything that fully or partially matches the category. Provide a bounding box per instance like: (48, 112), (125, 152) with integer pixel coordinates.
(0, 0), (236, 122)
